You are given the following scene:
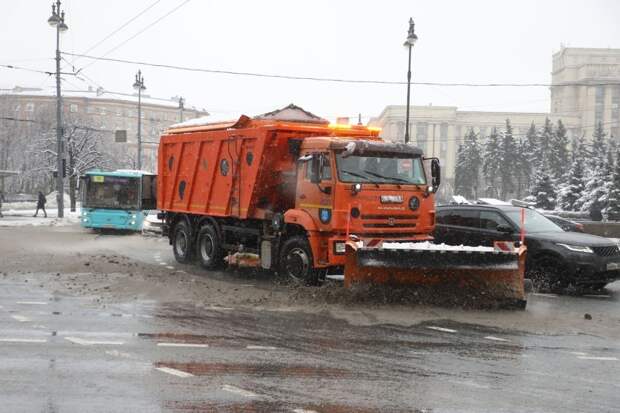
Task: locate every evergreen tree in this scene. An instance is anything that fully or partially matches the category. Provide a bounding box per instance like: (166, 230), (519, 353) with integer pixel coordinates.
(605, 150), (620, 221)
(528, 157), (557, 210)
(482, 127), (501, 197)
(523, 122), (539, 187)
(580, 158), (608, 220)
(514, 137), (530, 199)
(549, 119), (570, 179)
(499, 119), (518, 199)
(557, 158), (584, 211)
(590, 121), (607, 169)
(454, 128), (482, 200)
(538, 118), (554, 170)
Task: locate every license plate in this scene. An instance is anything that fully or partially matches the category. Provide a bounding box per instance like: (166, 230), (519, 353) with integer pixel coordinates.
(607, 262), (620, 271)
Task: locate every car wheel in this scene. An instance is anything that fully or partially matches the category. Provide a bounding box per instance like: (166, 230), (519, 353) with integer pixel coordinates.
(172, 221), (193, 264)
(530, 255), (568, 292)
(196, 224), (224, 270)
(278, 236), (325, 286)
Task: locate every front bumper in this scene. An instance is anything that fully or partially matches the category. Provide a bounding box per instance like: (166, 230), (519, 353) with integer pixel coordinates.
(569, 252), (620, 284)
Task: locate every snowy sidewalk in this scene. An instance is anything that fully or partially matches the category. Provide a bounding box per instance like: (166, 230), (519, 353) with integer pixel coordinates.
(0, 208), (80, 227)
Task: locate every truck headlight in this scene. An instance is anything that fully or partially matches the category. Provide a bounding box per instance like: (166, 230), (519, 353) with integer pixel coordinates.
(557, 243), (593, 253)
(409, 196), (420, 211)
(130, 221), (136, 225)
(334, 241), (346, 255)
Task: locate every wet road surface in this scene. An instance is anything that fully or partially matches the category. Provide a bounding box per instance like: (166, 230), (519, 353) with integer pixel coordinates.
(1, 282), (619, 412)
(1, 225), (619, 412)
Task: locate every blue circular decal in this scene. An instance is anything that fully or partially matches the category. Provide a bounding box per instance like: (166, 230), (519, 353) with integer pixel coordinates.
(319, 208), (331, 224)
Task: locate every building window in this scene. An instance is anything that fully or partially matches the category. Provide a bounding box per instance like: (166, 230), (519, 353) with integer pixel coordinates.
(595, 86), (605, 126)
(25, 103), (34, 112)
(86, 106), (95, 114)
(70, 104), (78, 113)
(416, 122), (428, 153)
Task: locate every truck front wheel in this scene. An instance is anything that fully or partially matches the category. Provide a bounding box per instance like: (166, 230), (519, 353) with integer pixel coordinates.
(279, 236), (324, 286)
(196, 224), (224, 270)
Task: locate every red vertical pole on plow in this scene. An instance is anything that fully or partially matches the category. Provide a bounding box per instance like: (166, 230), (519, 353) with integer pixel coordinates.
(346, 203), (351, 240)
(520, 208), (525, 244)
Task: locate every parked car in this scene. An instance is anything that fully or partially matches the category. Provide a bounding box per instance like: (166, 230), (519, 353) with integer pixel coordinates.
(544, 215), (585, 233)
(433, 204), (620, 290)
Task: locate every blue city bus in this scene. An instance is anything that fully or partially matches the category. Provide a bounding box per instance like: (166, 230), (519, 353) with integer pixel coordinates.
(80, 170), (157, 231)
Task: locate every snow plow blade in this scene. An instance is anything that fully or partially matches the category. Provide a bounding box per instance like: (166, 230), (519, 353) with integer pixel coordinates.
(344, 242), (527, 309)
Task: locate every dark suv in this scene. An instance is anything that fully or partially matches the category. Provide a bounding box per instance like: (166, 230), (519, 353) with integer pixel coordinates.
(434, 204), (620, 290)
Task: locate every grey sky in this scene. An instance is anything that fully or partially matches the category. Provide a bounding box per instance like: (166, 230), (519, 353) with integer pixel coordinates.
(2, 0), (619, 122)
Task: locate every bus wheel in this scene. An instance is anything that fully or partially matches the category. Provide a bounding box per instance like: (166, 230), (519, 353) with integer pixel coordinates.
(172, 221), (193, 264)
(278, 236), (324, 286)
(196, 224), (224, 270)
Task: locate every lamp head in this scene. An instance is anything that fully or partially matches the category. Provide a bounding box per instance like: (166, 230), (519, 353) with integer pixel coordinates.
(403, 17), (418, 47)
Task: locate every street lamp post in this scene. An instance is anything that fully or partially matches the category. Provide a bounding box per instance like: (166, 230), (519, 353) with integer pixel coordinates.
(48, 1), (68, 218)
(178, 97), (185, 123)
(133, 70), (146, 170)
(403, 17), (418, 144)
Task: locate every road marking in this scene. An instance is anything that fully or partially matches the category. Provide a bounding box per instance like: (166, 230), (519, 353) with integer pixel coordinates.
(16, 301), (48, 305)
(533, 293), (558, 298)
(156, 366), (194, 378)
(207, 306), (234, 311)
(448, 380), (490, 389)
(166, 266), (174, 270)
(293, 409), (319, 413)
(583, 294), (611, 298)
(246, 345), (277, 350)
(0, 338), (47, 343)
(577, 356), (618, 361)
(222, 384), (258, 398)
(426, 326), (457, 333)
(570, 351), (588, 356)
(484, 336), (510, 342)
(65, 337), (124, 346)
(159, 263), (167, 266)
(105, 350), (133, 358)
(11, 315), (31, 322)
(157, 342), (209, 348)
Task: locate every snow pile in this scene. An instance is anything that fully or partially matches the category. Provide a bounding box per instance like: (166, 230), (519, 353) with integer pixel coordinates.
(382, 241), (495, 252)
(0, 208), (80, 227)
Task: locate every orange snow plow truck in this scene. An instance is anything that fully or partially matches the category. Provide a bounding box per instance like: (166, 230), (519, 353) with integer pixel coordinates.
(157, 105), (526, 307)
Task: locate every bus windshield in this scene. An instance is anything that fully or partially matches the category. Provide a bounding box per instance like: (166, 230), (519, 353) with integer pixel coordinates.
(84, 175), (140, 209)
(336, 154), (426, 185)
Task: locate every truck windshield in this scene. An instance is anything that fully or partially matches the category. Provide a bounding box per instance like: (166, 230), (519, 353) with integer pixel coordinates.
(504, 208), (563, 233)
(335, 154), (426, 185)
(84, 176), (140, 210)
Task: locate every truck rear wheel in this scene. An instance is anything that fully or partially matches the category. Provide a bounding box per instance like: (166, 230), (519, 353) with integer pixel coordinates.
(279, 236), (324, 286)
(196, 224), (224, 270)
(172, 221), (193, 264)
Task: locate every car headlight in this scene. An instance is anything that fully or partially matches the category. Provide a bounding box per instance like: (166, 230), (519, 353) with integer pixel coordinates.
(557, 243), (593, 253)
(130, 221), (136, 225)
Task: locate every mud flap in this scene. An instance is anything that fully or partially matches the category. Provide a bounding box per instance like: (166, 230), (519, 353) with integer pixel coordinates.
(344, 242), (527, 309)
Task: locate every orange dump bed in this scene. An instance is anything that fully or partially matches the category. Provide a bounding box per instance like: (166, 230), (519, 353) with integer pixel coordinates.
(157, 117), (378, 220)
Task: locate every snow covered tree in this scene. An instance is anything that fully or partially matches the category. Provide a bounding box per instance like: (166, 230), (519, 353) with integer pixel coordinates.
(538, 118), (554, 170)
(499, 119), (518, 199)
(514, 137), (530, 199)
(522, 122), (538, 188)
(549, 119), (570, 179)
(556, 158), (585, 211)
(527, 155), (556, 210)
(580, 158), (608, 221)
(454, 128), (482, 200)
(605, 150), (620, 221)
(591, 121), (607, 164)
(482, 127), (501, 197)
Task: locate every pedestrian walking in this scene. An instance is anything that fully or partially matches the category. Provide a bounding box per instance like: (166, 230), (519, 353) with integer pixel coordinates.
(33, 191), (47, 218)
(0, 191), (5, 218)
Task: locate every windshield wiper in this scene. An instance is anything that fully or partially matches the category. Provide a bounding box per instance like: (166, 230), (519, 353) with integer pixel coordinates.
(362, 170), (410, 184)
(340, 169), (372, 181)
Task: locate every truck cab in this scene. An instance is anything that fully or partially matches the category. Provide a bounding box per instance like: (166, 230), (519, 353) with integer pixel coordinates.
(279, 137), (440, 281)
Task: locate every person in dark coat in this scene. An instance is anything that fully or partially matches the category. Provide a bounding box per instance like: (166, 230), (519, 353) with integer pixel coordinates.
(33, 191), (47, 218)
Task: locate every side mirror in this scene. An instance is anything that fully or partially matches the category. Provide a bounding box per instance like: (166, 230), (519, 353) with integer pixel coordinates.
(310, 154), (321, 184)
(496, 224), (513, 233)
(431, 158), (441, 193)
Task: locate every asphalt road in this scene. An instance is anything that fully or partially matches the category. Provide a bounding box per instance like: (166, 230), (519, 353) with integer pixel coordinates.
(1, 224), (619, 412)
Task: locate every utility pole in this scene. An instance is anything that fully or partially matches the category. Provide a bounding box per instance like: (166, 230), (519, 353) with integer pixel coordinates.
(133, 70), (146, 170)
(48, 1), (68, 218)
(403, 18), (418, 144)
(178, 96), (185, 123)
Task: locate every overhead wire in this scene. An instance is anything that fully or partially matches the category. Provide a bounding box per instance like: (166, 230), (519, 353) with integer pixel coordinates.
(77, 0), (192, 73)
(63, 52), (620, 88)
(70, 0), (163, 66)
